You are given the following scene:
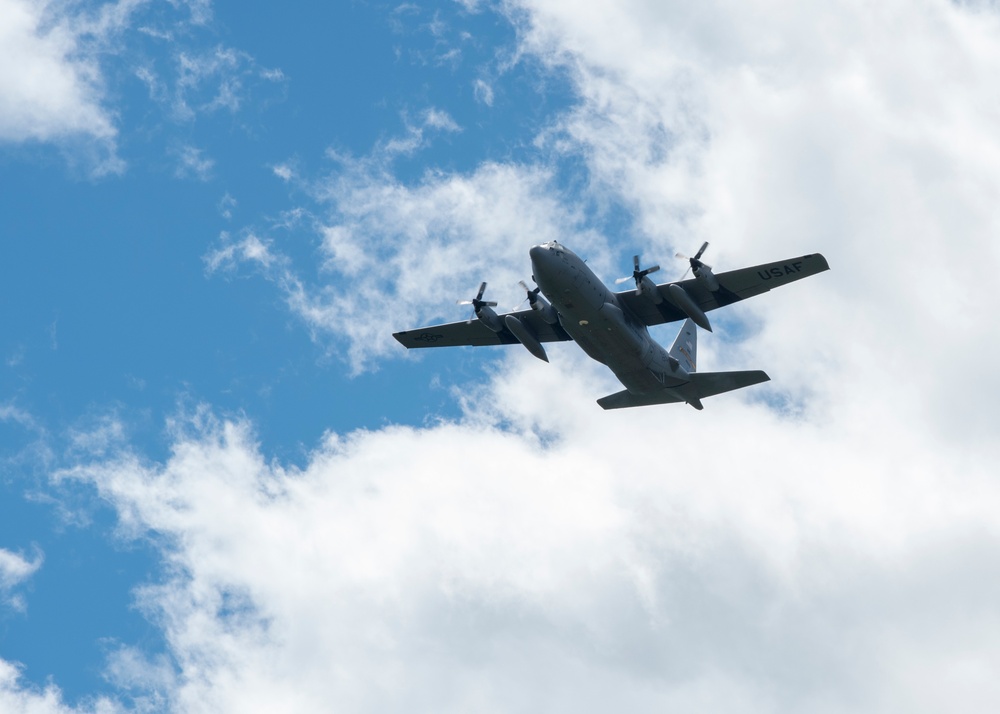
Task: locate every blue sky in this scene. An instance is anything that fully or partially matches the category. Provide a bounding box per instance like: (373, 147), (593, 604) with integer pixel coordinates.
(3, 1), (1000, 712)
(2, 0), (584, 704)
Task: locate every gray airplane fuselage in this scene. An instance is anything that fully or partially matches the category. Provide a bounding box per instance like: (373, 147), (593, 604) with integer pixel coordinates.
(529, 241), (688, 395)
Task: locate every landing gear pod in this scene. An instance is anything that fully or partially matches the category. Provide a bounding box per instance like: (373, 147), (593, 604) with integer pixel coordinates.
(504, 315), (549, 362)
(667, 284), (712, 332)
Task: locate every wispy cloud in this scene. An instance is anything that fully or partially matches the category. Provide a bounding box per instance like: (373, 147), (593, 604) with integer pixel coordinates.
(0, 547), (42, 613)
(0, 656), (116, 713)
(206, 151), (607, 373)
(271, 163), (293, 182)
(472, 78), (494, 106)
(218, 192), (237, 220)
(172, 143), (214, 181)
(0, 0), (286, 175)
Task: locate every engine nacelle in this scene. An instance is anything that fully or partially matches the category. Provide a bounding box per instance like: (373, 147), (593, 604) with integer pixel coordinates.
(639, 275), (663, 304)
(476, 305), (505, 333)
(667, 283), (712, 332)
(529, 294), (560, 325)
(504, 315), (549, 362)
(693, 264), (720, 292)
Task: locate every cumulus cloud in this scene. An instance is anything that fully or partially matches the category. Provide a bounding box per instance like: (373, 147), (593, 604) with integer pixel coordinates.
(56, 338), (1000, 711)
(174, 1), (1000, 710)
(20, 0), (1000, 710)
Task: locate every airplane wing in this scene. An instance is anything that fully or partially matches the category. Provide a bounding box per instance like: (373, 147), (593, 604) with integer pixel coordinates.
(393, 307), (573, 349)
(617, 253), (830, 327)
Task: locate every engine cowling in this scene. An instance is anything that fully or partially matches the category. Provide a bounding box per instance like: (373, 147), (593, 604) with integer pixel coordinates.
(529, 293), (560, 325)
(476, 305), (505, 333)
(693, 263), (720, 292)
(639, 274), (663, 304)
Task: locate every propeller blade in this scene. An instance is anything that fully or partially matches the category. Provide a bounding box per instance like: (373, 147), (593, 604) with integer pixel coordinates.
(676, 242), (710, 279)
(460, 282), (496, 313)
(633, 255), (640, 271)
(615, 276), (634, 284)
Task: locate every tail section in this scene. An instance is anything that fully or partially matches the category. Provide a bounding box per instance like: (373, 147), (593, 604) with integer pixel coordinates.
(668, 319), (698, 373)
(597, 317), (770, 410)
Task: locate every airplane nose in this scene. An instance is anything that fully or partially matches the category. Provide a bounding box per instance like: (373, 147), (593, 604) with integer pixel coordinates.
(529, 244), (552, 269)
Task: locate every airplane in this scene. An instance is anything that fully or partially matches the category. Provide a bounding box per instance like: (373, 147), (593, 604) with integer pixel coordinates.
(393, 242), (829, 409)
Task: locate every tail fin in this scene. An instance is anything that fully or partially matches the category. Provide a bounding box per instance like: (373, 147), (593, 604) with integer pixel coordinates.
(668, 319), (698, 372)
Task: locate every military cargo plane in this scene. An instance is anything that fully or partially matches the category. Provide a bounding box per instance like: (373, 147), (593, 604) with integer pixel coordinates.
(393, 242), (829, 409)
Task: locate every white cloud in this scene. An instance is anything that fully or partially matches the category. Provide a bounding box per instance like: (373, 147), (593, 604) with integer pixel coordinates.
(172, 143), (214, 180)
(0, 548), (41, 593)
(0, 0), (283, 174)
(498, 0), (1000, 433)
(0, 658), (120, 714)
(16, 0), (999, 710)
(172, 1), (1000, 709)
(208, 156), (608, 373)
(473, 78), (494, 106)
(0, 547), (42, 613)
(0, 0), (122, 171)
(0, 403), (40, 431)
(218, 192), (237, 220)
(57, 341), (1000, 711)
(379, 107), (464, 158)
(171, 45), (257, 120)
(422, 107), (461, 132)
(271, 163), (293, 181)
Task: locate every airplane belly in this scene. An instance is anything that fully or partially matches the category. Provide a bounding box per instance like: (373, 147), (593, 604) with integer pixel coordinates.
(533, 249), (683, 393)
(558, 302), (668, 393)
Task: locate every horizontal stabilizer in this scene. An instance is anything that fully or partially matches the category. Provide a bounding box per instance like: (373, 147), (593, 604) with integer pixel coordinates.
(597, 370), (770, 410)
(689, 370), (770, 399)
(597, 389), (686, 410)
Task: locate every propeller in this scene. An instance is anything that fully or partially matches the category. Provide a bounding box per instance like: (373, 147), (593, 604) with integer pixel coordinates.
(518, 280), (542, 308)
(675, 241), (711, 280)
(458, 282), (498, 322)
(615, 255), (661, 295)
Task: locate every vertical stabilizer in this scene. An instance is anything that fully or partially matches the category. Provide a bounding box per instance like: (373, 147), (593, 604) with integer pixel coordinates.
(668, 319), (698, 373)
